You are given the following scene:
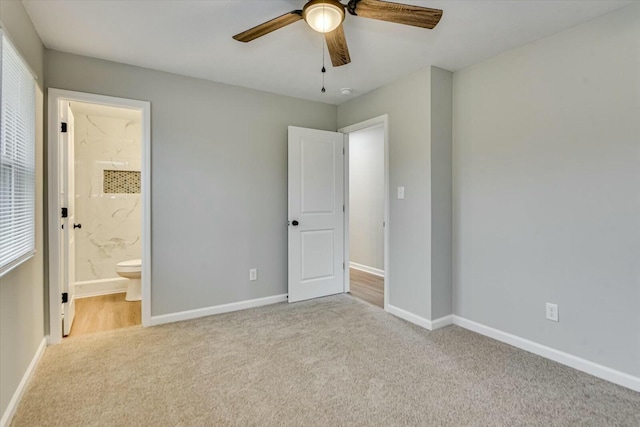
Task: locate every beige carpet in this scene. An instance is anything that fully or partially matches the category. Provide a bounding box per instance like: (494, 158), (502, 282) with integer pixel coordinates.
(12, 295), (640, 426)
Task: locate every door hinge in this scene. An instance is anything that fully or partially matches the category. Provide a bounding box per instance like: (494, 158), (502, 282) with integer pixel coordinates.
(62, 292), (68, 303)
(343, 205), (345, 212)
(61, 122), (67, 133)
(61, 207), (68, 218)
(343, 262), (345, 270)
(343, 147), (345, 155)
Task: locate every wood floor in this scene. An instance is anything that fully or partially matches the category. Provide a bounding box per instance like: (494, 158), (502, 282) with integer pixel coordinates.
(67, 293), (141, 338)
(349, 268), (384, 308)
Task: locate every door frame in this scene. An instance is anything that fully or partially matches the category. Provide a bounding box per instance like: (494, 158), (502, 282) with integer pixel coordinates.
(47, 88), (151, 344)
(339, 114), (389, 311)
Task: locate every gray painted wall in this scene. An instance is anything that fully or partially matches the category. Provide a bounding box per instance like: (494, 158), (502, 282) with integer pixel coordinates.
(0, 0), (45, 417)
(338, 66), (453, 322)
(453, 4), (640, 376)
(430, 67), (453, 320)
(45, 50), (337, 316)
(338, 68), (432, 319)
(349, 126), (385, 271)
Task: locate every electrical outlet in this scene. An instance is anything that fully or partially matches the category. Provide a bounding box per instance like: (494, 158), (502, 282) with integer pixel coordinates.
(249, 268), (257, 281)
(546, 303), (558, 322)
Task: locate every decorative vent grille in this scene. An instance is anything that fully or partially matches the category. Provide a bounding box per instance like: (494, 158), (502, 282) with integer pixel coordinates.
(103, 170), (141, 194)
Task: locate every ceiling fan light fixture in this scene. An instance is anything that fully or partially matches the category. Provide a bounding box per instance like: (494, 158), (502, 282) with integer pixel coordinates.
(303, 0), (345, 34)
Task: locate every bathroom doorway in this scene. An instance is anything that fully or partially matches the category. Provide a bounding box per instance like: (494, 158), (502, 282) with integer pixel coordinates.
(48, 90), (151, 343)
(340, 116), (389, 310)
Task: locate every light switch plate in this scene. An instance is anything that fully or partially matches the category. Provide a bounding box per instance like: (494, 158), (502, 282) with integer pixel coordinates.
(397, 186), (405, 199)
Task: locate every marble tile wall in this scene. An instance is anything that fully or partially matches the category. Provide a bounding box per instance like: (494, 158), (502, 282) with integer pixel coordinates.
(73, 111), (142, 282)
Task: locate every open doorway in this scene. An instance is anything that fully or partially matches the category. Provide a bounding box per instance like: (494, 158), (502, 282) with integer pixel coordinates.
(348, 125), (385, 307)
(340, 115), (389, 310)
(66, 101), (143, 337)
(48, 89), (151, 344)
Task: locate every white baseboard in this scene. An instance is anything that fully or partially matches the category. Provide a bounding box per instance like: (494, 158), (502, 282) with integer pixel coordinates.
(452, 315), (640, 393)
(0, 337), (47, 427)
(149, 294), (288, 326)
(349, 262), (384, 277)
(74, 278), (128, 299)
(387, 305), (452, 331)
(431, 314), (454, 330)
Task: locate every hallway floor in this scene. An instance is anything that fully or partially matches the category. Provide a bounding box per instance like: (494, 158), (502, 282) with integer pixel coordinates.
(349, 268), (384, 308)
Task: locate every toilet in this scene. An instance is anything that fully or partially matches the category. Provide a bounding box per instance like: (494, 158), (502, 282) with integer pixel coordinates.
(115, 259), (142, 301)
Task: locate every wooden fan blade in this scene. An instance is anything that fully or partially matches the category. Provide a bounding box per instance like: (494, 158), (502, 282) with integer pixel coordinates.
(233, 10), (303, 42)
(349, 0), (442, 29)
(325, 24), (351, 67)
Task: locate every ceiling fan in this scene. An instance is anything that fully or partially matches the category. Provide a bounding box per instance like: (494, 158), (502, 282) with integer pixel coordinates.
(232, 0), (443, 67)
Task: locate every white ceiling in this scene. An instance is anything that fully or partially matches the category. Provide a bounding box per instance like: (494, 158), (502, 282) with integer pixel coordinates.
(23, 0), (632, 105)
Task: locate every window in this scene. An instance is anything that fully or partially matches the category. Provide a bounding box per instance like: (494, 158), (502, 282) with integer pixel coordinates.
(0, 30), (36, 276)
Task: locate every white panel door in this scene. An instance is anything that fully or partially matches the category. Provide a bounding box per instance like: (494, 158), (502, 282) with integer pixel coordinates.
(288, 126), (344, 302)
(61, 102), (76, 336)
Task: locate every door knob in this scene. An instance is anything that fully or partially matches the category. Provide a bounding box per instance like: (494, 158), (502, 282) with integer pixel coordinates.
(292, 220), (299, 226)
(73, 223), (82, 229)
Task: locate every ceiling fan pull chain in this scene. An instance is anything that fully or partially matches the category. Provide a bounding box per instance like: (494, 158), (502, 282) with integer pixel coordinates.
(321, 32), (327, 93)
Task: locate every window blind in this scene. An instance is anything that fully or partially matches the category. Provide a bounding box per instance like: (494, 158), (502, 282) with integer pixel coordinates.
(0, 30), (36, 276)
